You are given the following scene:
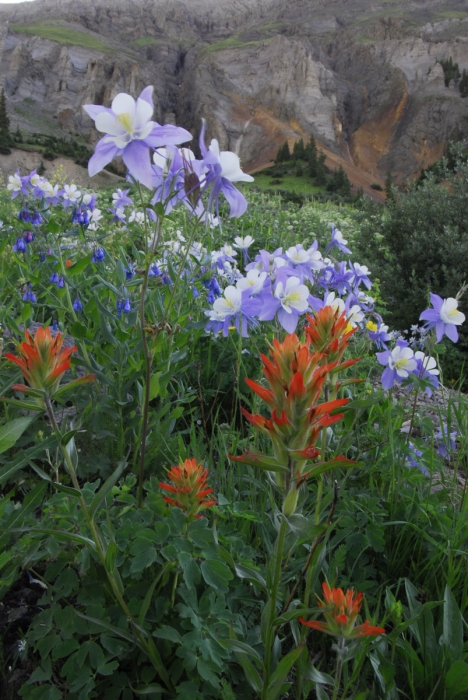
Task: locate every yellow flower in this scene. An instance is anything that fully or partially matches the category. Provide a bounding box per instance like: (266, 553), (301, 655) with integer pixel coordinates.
(366, 320), (378, 332)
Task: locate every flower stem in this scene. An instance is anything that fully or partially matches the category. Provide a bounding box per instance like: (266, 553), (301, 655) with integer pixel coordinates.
(262, 515), (288, 700)
(332, 638), (345, 700)
(136, 199), (162, 508)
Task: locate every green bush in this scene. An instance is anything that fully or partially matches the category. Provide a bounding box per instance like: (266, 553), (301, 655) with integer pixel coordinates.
(354, 160), (468, 384)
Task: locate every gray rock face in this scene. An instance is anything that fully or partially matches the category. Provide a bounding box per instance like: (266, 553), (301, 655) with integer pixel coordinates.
(0, 0), (467, 183)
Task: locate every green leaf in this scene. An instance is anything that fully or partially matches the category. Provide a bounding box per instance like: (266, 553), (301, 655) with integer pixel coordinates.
(0, 396), (44, 412)
(139, 562), (173, 627)
(90, 460), (127, 516)
(46, 217), (61, 234)
(153, 625), (182, 644)
(286, 514), (326, 539)
(234, 563), (267, 593)
(0, 434), (56, 486)
(74, 610), (135, 644)
(218, 638), (263, 665)
(28, 461), (81, 499)
(267, 646), (304, 700)
(201, 559), (233, 593)
(7, 527), (96, 550)
(303, 664), (334, 685)
(105, 540), (118, 573)
(0, 482), (47, 548)
(443, 585), (463, 661)
(149, 371), (162, 400)
(272, 606), (326, 626)
(315, 685), (330, 700)
(446, 661), (468, 698)
(130, 684), (166, 695)
(66, 253), (93, 276)
(69, 321), (88, 339)
(344, 396), (383, 409)
(0, 416), (37, 455)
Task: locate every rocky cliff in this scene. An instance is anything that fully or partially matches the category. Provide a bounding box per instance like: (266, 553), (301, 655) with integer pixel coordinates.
(0, 0), (467, 186)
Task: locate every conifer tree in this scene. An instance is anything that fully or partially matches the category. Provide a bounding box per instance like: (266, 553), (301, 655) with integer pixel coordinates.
(0, 89), (12, 154)
(292, 138), (305, 161)
(305, 135), (318, 177)
(460, 69), (468, 98)
(315, 151), (327, 186)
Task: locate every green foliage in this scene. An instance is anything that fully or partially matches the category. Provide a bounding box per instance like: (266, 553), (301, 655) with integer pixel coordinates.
(10, 23), (114, 53)
(439, 56), (461, 87)
(460, 69), (468, 98)
(0, 89), (12, 155)
(0, 167), (467, 700)
(354, 157), (468, 383)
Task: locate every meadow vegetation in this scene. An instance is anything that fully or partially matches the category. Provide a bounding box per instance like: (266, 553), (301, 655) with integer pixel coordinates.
(0, 88), (468, 700)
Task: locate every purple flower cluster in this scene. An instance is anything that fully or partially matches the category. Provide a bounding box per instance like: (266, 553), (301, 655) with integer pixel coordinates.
(202, 234), (377, 337)
(83, 87), (254, 221)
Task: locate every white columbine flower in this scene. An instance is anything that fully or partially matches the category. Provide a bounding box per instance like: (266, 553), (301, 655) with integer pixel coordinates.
(233, 235), (255, 250)
(7, 173), (22, 193)
(347, 305), (365, 328)
(208, 139), (254, 183)
(221, 244), (238, 257)
(324, 292), (345, 315)
(414, 351), (439, 375)
(274, 277), (309, 314)
(388, 346), (417, 378)
(439, 298), (465, 326)
(236, 270), (267, 295)
(213, 286), (242, 319)
(286, 245), (310, 265)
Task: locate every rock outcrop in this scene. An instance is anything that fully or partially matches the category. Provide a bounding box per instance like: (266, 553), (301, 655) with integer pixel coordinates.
(0, 0), (467, 185)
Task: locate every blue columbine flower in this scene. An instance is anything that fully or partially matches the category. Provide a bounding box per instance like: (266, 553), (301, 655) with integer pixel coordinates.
(376, 342), (417, 390)
(419, 293), (465, 343)
(92, 247), (106, 263)
(83, 87), (192, 188)
(326, 224), (352, 255)
(198, 120), (254, 218)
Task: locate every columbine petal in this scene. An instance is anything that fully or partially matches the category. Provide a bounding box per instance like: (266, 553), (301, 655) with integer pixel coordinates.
(138, 85), (154, 107)
(122, 140), (154, 189)
(95, 111), (125, 136)
(111, 93), (136, 119)
(220, 178), (248, 218)
(134, 97), (154, 130)
(145, 124), (192, 148)
(88, 139), (120, 177)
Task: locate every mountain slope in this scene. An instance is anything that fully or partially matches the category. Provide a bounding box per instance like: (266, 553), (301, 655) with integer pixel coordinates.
(1, 0), (467, 189)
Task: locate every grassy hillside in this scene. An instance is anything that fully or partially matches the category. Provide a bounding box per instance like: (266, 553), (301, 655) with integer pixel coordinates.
(10, 23), (114, 53)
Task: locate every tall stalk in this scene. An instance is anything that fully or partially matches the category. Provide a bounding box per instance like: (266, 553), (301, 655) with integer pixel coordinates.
(262, 515), (288, 700)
